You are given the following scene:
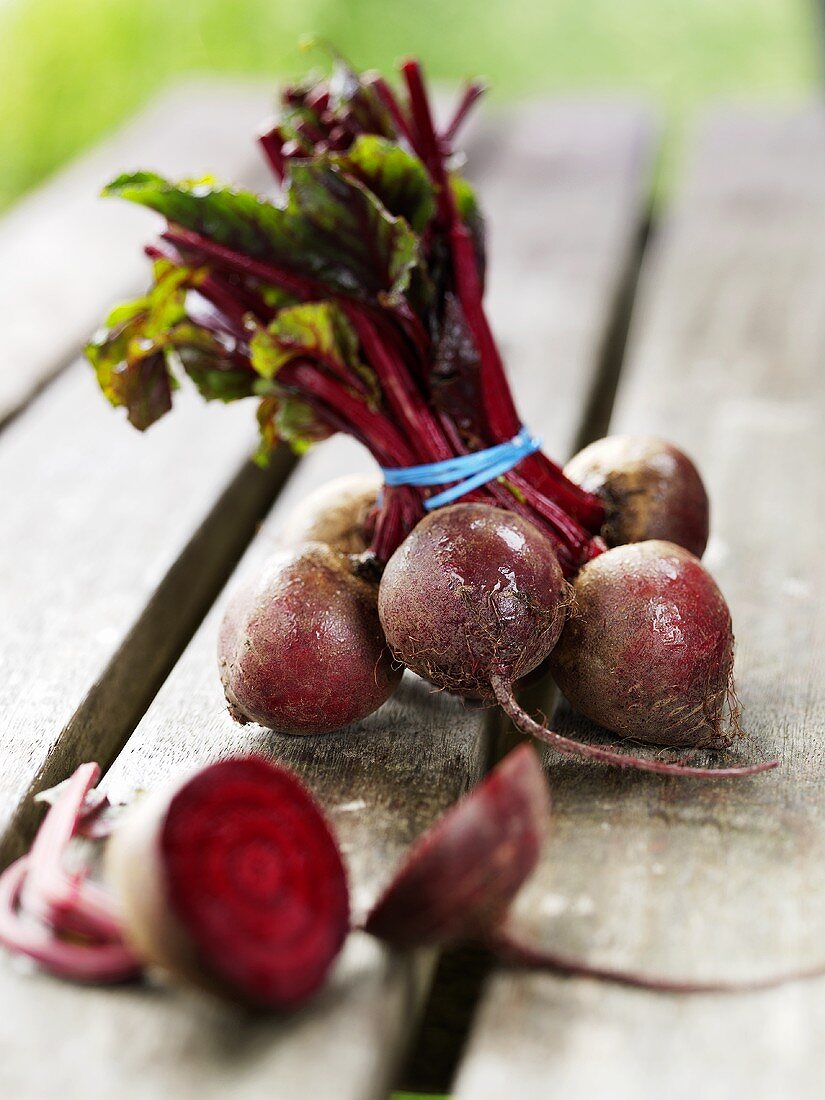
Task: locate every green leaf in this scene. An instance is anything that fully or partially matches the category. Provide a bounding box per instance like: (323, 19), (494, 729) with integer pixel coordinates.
(288, 160), (420, 304)
(254, 394), (333, 464)
(85, 260), (255, 427)
(249, 301), (374, 398)
(258, 284), (301, 312)
(85, 259), (191, 429)
(104, 162), (422, 306)
(167, 325), (256, 403)
(333, 135), (436, 233)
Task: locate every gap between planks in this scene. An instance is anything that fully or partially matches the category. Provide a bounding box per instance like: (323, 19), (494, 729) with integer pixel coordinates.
(454, 104), (825, 1100)
(400, 131), (656, 1098)
(0, 100), (657, 1100)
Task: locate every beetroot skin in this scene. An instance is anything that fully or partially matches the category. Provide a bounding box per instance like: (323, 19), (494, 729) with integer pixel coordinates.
(551, 540), (735, 748)
(378, 503), (568, 699)
(565, 435), (710, 558)
(219, 543), (401, 734)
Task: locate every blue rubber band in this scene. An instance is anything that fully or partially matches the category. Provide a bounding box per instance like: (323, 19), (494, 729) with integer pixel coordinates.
(381, 426), (541, 511)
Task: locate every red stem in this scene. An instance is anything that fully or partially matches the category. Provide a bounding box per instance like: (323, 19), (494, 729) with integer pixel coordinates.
(282, 361), (417, 468)
(441, 81), (487, 148)
(163, 228), (317, 301)
(348, 309), (453, 463)
(367, 75), (420, 151)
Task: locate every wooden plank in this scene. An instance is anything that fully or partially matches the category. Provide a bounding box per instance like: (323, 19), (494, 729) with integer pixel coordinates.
(0, 102), (656, 1100)
(454, 105), (825, 1100)
(0, 82), (290, 865)
(0, 79), (273, 425)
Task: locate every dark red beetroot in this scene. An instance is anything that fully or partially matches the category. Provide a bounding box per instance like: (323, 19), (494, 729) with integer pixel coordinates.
(106, 756), (349, 1007)
(365, 744), (549, 947)
(219, 542), (401, 734)
(380, 505), (774, 777)
(378, 503), (569, 699)
(565, 435), (710, 558)
(552, 540), (748, 748)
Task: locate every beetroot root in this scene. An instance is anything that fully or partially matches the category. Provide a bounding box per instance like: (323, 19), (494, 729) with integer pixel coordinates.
(279, 474), (380, 555)
(565, 435), (710, 558)
(378, 503), (569, 699)
(219, 542), (401, 734)
(380, 506), (774, 777)
(551, 540), (751, 749)
(365, 744), (549, 947)
(106, 756), (350, 1007)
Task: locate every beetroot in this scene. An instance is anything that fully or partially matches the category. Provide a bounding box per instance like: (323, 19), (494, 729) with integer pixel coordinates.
(565, 435), (710, 558)
(1, 755), (807, 1001)
(380, 505), (774, 777)
(362, 745), (805, 993)
(106, 756), (349, 1007)
(551, 540), (750, 748)
(219, 542), (401, 734)
(365, 744), (549, 947)
(378, 503), (569, 698)
(279, 474), (380, 555)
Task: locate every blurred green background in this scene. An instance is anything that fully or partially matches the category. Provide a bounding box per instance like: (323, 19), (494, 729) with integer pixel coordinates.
(0, 0), (820, 214)
(0, 2), (819, 1098)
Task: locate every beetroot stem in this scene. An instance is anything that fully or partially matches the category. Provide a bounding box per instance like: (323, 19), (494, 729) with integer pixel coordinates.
(0, 858), (141, 983)
(490, 676), (779, 778)
(283, 361), (417, 467)
(0, 764), (142, 982)
(490, 924), (825, 994)
(20, 763), (123, 939)
(441, 81), (488, 147)
(367, 75), (420, 151)
(346, 309), (453, 463)
(163, 228), (317, 301)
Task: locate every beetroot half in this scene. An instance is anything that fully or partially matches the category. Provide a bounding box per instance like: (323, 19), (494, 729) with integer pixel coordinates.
(106, 756), (350, 1008)
(219, 542), (402, 734)
(362, 745), (806, 994)
(565, 435), (710, 558)
(365, 744), (549, 947)
(379, 504), (772, 777)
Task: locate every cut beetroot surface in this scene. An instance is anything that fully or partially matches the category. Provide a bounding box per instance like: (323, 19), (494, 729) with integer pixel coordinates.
(160, 756), (350, 1008)
(364, 744), (549, 947)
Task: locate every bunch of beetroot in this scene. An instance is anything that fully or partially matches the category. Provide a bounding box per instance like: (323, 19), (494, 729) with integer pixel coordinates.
(87, 51), (776, 775)
(0, 752), (799, 1004)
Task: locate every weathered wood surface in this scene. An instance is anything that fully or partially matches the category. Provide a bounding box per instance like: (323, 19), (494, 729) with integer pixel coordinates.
(0, 101), (655, 1099)
(0, 84), (290, 866)
(454, 106), (825, 1100)
(0, 80), (274, 425)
